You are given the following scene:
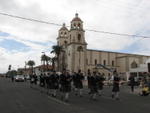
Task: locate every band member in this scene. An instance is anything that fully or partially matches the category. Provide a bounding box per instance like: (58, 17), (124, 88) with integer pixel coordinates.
(45, 73), (51, 94)
(90, 71), (98, 100)
(112, 71), (120, 100)
(87, 70), (92, 94)
(129, 75), (135, 92)
(59, 70), (72, 102)
(39, 73), (46, 93)
(72, 72), (77, 91)
(74, 70), (84, 97)
(50, 71), (59, 97)
(30, 74), (34, 88)
(97, 73), (105, 96)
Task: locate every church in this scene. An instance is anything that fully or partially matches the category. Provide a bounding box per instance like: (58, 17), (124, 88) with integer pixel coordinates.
(56, 13), (150, 78)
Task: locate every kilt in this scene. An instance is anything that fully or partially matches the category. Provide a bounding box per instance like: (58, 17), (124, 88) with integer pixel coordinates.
(60, 85), (71, 93)
(98, 83), (104, 90)
(90, 85), (98, 94)
(112, 84), (119, 92)
(75, 82), (83, 89)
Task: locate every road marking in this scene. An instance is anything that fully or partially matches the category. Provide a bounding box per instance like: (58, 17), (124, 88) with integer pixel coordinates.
(47, 96), (70, 106)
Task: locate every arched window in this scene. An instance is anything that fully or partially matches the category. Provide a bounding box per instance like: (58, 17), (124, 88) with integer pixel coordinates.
(64, 41), (67, 45)
(131, 61), (138, 68)
(77, 46), (83, 51)
(95, 59), (97, 65)
(112, 60), (114, 66)
(103, 60), (106, 65)
(78, 34), (81, 42)
(78, 23), (81, 29)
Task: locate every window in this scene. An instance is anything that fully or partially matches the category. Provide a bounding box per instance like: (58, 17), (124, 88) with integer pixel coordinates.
(78, 34), (81, 42)
(64, 41), (67, 44)
(112, 60), (114, 66)
(95, 59), (97, 65)
(77, 46), (83, 51)
(103, 60), (106, 65)
(131, 61), (138, 68)
(78, 23), (81, 29)
(78, 23), (81, 27)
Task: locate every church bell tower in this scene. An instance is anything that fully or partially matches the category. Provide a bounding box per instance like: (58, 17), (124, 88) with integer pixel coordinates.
(66, 13), (87, 73)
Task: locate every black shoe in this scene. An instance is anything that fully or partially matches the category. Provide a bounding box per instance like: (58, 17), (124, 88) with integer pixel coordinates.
(61, 96), (63, 100)
(116, 98), (120, 100)
(65, 99), (69, 102)
(112, 95), (114, 98)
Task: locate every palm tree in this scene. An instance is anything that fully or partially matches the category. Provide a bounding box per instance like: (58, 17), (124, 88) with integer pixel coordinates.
(77, 46), (83, 70)
(51, 57), (57, 71)
(27, 60), (35, 74)
(41, 54), (51, 72)
(51, 45), (63, 71)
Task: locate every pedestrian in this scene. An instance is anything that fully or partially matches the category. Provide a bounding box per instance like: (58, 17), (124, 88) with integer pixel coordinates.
(74, 70), (84, 97)
(59, 70), (72, 102)
(129, 75), (135, 92)
(11, 75), (14, 82)
(112, 71), (120, 100)
(30, 74), (34, 88)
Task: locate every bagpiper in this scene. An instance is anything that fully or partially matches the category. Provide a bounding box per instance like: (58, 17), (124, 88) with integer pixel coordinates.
(112, 71), (120, 100)
(74, 70), (84, 97)
(59, 70), (72, 102)
(50, 71), (59, 97)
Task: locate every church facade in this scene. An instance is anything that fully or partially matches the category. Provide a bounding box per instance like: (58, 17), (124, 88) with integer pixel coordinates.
(57, 13), (150, 78)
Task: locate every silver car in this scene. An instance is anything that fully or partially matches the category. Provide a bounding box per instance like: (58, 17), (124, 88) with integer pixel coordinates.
(14, 75), (25, 82)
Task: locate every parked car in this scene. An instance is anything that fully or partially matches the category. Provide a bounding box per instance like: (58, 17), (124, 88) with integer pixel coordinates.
(14, 75), (25, 82)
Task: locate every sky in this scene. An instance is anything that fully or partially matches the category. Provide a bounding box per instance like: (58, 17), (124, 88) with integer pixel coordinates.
(0, 0), (150, 73)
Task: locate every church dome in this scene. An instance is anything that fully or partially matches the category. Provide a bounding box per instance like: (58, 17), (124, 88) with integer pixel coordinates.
(71, 13), (82, 22)
(59, 23), (68, 31)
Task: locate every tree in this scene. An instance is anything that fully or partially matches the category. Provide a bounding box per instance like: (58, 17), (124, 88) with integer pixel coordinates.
(51, 57), (57, 71)
(27, 60), (35, 74)
(41, 54), (51, 72)
(51, 45), (63, 71)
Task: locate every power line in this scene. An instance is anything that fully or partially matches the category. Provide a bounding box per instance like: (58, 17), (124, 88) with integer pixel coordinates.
(0, 12), (149, 39)
(0, 12), (62, 27)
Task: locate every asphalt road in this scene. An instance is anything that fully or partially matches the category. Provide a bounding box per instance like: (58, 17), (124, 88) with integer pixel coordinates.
(0, 78), (150, 113)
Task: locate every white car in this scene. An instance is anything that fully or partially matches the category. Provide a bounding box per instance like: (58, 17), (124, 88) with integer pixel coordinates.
(14, 75), (25, 82)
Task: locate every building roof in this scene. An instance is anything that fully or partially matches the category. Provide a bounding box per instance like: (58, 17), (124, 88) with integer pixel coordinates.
(71, 13), (82, 22)
(87, 49), (150, 57)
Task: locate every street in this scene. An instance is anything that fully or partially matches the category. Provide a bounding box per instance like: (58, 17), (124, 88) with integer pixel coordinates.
(0, 78), (150, 113)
